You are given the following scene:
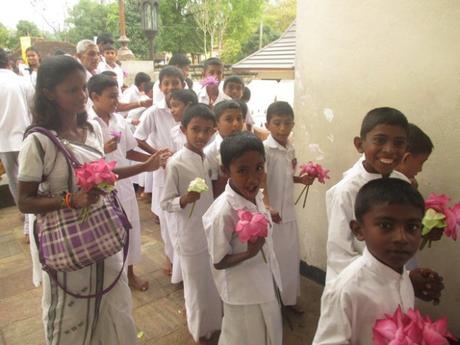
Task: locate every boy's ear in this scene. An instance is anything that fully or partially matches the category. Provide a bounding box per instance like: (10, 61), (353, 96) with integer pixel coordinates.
(180, 125), (186, 134)
(354, 136), (364, 153)
(264, 122), (269, 130)
(220, 165), (230, 178)
(401, 152), (411, 163)
(350, 220), (365, 241)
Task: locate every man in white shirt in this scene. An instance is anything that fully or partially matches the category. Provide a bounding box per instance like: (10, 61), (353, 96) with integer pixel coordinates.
(76, 39), (100, 81)
(0, 48), (33, 204)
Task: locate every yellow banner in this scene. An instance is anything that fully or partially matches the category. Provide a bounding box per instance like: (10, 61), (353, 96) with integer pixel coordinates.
(20, 36), (32, 63)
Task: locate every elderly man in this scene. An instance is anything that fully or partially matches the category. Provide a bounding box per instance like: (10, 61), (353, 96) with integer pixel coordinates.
(76, 39), (100, 81)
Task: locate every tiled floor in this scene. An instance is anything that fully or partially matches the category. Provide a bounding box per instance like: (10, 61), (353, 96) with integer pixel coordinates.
(0, 198), (322, 345)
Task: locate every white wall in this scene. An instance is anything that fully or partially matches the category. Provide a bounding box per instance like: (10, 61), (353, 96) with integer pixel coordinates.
(295, 0), (460, 332)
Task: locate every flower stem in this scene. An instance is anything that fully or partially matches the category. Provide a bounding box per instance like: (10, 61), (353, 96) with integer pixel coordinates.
(295, 185), (307, 205)
(188, 202), (196, 218)
(302, 185), (310, 208)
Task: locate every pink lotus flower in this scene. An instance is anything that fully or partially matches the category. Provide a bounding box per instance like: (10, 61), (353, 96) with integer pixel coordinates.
(422, 193), (460, 242)
(75, 159), (118, 192)
(373, 306), (457, 345)
(201, 75), (219, 88)
(299, 161), (330, 183)
(235, 210), (269, 243)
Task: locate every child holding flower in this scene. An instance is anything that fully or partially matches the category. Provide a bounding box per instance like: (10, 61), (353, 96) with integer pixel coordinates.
(161, 104), (222, 344)
(203, 132), (283, 345)
(263, 101), (315, 312)
(314, 178), (425, 344)
(87, 74), (170, 291)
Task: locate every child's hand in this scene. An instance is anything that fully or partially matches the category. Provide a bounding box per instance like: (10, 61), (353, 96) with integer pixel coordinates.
(409, 268), (444, 305)
(297, 174), (315, 186)
(247, 237), (265, 258)
(131, 119), (140, 126)
(71, 188), (105, 209)
(104, 138), (118, 154)
(267, 207), (282, 224)
(180, 191), (201, 208)
(143, 149), (170, 172)
(140, 99), (153, 108)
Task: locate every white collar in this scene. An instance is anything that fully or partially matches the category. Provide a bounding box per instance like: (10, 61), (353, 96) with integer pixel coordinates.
(265, 134), (293, 152)
(224, 182), (265, 214)
(362, 247), (407, 281)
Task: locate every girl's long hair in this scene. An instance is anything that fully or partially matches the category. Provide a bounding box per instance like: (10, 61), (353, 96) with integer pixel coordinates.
(32, 55), (91, 132)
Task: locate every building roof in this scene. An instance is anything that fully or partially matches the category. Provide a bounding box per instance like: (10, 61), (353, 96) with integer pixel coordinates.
(232, 21), (296, 72)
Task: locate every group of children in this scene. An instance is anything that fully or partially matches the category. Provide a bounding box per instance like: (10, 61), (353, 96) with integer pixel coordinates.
(21, 47), (448, 345)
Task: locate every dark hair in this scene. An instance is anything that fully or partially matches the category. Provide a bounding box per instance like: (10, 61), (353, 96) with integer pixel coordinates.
(237, 100), (248, 120)
(87, 74), (118, 100)
(101, 70), (117, 79)
(25, 46), (41, 58)
(101, 43), (116, 53)
(360, 107), (409, 139)
(0, 48), (8, 68)
(171, 89), (198, 105)
(159, 65), (184, 84)
(407, 123), (434, 155)
(242, 86), (251, 102)
(182, 103), (216, 128)
(143, 81), (154, 94)
(96, 33), (114, 46)
(214, 100), (242, 121)
(32, 55), (91, 131)
(220, 132), (265, 170)
(203, 57), (223, 72)
(223, 75), (244, 90)
(355, 178), (425, 222)
(54, 49), (66, 56)
(134, 72), (151, 87)
(169, 54), (191, 68)
(266, 101), (294, 122)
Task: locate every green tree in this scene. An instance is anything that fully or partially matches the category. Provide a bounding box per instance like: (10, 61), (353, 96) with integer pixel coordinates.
(124, 0), (150, 59)
(65, 0), (118, 43)
(16, 20), (42, 37)
(0, 23), (15, 49)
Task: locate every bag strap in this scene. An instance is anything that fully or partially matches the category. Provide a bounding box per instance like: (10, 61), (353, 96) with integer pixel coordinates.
(25, 127), (82, 169)
(37, 191), (130, 299)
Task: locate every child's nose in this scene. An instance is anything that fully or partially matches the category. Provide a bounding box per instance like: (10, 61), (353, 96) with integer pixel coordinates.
(394, 225), (409, 243)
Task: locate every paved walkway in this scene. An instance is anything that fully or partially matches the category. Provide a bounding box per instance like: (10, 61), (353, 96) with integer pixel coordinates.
(0, 198), (322, 345)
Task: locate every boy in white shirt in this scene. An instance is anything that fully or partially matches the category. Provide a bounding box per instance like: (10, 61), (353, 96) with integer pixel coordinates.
(326, 108), (444, 302)
(134, 66), (184, 279)
(87, 74), (170, 291)
(154, 54), (192, 104)
(263, 101), (314, 312)
(197, 57), (230, 108)
(169, 89), (198, 151)
(96, 44), (125, 91)
(204, 100), (244, 198)
(119, 72), (152, 117)
(203, 132), (283, 345)
(313, 178), (424, 345)
(222, 75), (255, 132)
(161, 104), (222, 344)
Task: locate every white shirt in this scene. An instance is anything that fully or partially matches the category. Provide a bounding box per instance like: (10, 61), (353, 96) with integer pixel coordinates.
(96, 61), (124, 89)
(203, 133), (223, 180)
(325, 161), (410, 282)
(119, 85), (150, 118)
(197, 86), (231, 107)
(170, 124), (186, 152)
(0, 69), (34, 152)
(313, 247), (414, 345)
(134, 99), (179, 186)
(153, 79), (190, 105)
(264, 135), (297, 223)
(202, 183), (282, 305)
(161, 146), (214, 256)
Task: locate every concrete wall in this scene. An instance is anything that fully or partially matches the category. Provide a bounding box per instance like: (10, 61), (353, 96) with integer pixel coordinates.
(295, 0), (460, 332)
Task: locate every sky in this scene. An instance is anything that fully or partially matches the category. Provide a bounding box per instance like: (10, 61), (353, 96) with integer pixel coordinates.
(0, 0), (98, 32)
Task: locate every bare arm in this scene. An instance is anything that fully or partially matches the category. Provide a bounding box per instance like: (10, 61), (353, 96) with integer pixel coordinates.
(114, 149), (170, 180)
(126, 149), (151, 162)
(214, 237), (265, 270)
(136, 139), (157, 155)
(116, 99), (152, 112)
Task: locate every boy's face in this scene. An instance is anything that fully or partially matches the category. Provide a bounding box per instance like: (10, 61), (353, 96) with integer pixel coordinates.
(397, 152), (430, 179)
(203, 64), (224, 82)
(224, 82), (243, 100)
(92, 86), (119, 114)
(351, 203), (422, 273)
(217, 108), (244, 138)
(265, 114), (294, 146)
(181, 117), (215, 154)
(224, 150), (265, 202)
(170, 98), (186, 122)
(160, 76), (183, 106)
(103, 49), (117, 65)
(354, 124), (407, 177)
